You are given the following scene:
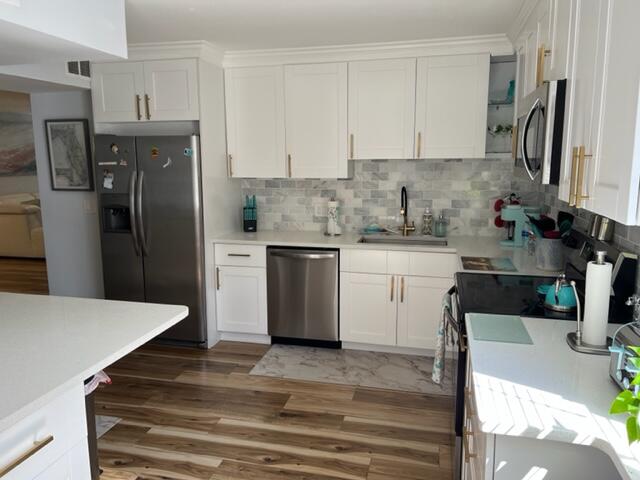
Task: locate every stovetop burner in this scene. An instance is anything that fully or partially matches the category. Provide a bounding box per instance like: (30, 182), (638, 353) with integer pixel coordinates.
(455, 272), (577, 320)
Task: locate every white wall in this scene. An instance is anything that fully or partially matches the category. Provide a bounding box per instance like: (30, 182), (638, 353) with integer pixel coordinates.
(30, 90), (104, 298)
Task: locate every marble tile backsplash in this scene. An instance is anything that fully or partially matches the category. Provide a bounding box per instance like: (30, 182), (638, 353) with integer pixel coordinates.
(241, 155), (539, 236)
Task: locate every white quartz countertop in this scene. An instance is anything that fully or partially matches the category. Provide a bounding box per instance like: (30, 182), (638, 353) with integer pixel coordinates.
(466, 315), (640, 480)
(213, 231), (558, 276)
(0, 293), (188, 432)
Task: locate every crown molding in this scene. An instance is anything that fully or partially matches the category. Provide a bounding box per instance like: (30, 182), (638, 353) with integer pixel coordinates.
(126, 41), (224, 65)
(222, 34), (514, 68)
(507, 0), (539, 42)
(105, 35), (515, 68)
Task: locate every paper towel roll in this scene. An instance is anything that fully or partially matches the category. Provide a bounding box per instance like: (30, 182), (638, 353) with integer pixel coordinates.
(582, 260), (613, 346)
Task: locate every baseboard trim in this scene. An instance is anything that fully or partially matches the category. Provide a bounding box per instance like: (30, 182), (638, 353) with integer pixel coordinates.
(219, 332), (271, 344)
(342, 342), (434, 357)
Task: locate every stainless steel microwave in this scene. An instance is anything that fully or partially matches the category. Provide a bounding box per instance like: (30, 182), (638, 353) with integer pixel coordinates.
(515, 79), (567, 184)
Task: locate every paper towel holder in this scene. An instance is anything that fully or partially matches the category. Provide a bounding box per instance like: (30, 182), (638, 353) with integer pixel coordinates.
(566, 279), (612, 355)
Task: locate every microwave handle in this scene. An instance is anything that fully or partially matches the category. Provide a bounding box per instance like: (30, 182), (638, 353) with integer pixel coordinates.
(521, 98), (542, 181)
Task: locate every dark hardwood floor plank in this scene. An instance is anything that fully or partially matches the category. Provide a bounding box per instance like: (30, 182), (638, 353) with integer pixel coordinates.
(97, 341), (454, 480)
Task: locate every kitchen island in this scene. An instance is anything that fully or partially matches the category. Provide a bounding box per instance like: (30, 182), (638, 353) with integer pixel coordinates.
(0, 293), (188, 479)
(465, 315), (639, 480)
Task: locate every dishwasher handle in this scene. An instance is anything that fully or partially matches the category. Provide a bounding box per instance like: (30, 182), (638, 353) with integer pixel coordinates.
(269, 250), (337, 260)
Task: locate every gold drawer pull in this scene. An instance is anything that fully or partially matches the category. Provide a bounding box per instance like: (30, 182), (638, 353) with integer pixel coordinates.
(463, 428), (477, 462)
(349, 134), (354, 159)
(135, 94), (142, 121)
(390, 276), (395, 302)
(144, 94), (151, 120)
(287, 154), (292, 178)
(464, 387), (476, 417)
(227, 253), (250, 257)
(536, 45), (551, 87)
(569, 147), (579, 206)
(216, 267), (221, 290)
(576, 145), (592, 207)
(0, 435), (54, 477)
(416, 132), (422, 158)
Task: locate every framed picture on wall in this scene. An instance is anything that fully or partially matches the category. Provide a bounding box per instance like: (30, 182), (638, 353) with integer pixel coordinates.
(45, 119), (93, 191)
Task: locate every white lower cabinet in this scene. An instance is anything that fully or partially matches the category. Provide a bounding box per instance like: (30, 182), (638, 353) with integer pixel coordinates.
(0, 384), (89, 480)
(215, 265), (267, 335)
(340, 249), (456, 349)
(397, 275), (451, 348)
(340, 273), (397, 345)
(464, 359), (622, 480)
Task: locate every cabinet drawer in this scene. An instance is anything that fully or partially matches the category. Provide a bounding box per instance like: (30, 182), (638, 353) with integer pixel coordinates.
(408, 252), (458, 278)
(341, 249), (387, 274)
(0, 384), (87, 480)
(215, 244), (266, 267)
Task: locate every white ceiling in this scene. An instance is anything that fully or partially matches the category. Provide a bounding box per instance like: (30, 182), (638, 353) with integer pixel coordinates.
(125, 0), (526, 51)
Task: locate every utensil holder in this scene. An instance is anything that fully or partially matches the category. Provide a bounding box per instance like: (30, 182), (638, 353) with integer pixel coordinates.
(535, 237), (565, 271)
(243, 207), (257, 232)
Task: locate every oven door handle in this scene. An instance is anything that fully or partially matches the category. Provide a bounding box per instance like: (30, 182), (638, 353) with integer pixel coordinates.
(521, 98), (542, 181)
(444, 286), (468, 352)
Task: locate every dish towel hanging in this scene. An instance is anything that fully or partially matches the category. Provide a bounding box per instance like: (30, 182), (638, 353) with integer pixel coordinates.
(432, 292), (452, 385)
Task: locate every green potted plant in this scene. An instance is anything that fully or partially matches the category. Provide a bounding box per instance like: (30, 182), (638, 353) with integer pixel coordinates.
(610, 346), (640, 443)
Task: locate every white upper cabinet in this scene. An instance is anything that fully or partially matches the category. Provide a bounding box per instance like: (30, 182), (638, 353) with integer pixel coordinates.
(91, 59), (200, 123)
(415, 54), (489, 159)
(347, 59), (416, 160)
(284, 63), (349, 178)
(143, 59), (199, 121)
(224, 66), (287, 178)
(91, 62), (145, 123)
(544, 0), (573, 81)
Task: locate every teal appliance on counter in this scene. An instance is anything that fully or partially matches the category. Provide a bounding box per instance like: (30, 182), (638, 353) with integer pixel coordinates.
(500, 205), (541, 248)
(537, 274), (577, 312)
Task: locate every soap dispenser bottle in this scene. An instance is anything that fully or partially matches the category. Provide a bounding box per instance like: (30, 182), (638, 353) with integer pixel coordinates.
(422, 207), (433, 236)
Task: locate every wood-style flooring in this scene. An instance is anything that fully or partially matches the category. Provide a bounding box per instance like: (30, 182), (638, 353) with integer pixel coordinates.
(97, 341), (455, 480)
(0, 257), (48, 295)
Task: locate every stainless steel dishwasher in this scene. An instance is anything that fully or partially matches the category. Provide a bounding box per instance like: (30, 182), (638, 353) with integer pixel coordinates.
(267, 247), (339, 344)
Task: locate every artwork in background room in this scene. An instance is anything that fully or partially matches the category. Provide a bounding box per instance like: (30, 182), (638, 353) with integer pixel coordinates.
(45, 119), (93, 191)
(0, 91), (36, 177)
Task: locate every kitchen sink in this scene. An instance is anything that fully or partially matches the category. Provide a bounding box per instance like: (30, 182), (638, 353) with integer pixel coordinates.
(358, 234), (448, 246)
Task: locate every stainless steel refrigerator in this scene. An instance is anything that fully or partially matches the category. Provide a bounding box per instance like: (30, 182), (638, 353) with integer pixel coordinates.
(94, 134), (206, 345)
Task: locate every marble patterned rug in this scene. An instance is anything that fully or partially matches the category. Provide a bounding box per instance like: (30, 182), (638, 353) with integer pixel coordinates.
(96, 415), (121, 438)
(250, 344), (456, 395)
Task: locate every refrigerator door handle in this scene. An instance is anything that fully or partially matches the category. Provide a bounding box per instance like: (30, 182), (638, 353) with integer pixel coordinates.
(136, 170), (149, 256)
(129, 170), (141, 256)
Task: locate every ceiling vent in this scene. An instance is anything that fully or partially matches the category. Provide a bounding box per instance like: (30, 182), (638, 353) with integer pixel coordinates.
(66, 61), (91, 78)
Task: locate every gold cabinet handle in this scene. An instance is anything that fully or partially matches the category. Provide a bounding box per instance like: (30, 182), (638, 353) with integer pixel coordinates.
(144, 94), (151, 120)
(216, 267), (221, 290)
(349, 134), (354, 159)
(416, 132), (422, 158)
(400, 276), (405, 303)
(511, 124), (518, 160)
(464, 387), (476, 417)
(227, 154), (233, 177)
(287, 154), (292, 178)
(390, 276), (395, 302)
(463, 428), (477, 462)
(0, 435), (54, 477)
(569, 147), (579, 206)
(576, 145), (592, 207)
(135, 94), (142, 121)
(536, 45), (551, 87)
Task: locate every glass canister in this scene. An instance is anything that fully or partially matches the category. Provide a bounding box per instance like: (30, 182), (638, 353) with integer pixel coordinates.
(434, 214), (447, 237)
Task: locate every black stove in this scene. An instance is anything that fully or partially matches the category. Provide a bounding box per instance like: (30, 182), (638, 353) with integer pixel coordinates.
(455, 272), (576, 320)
